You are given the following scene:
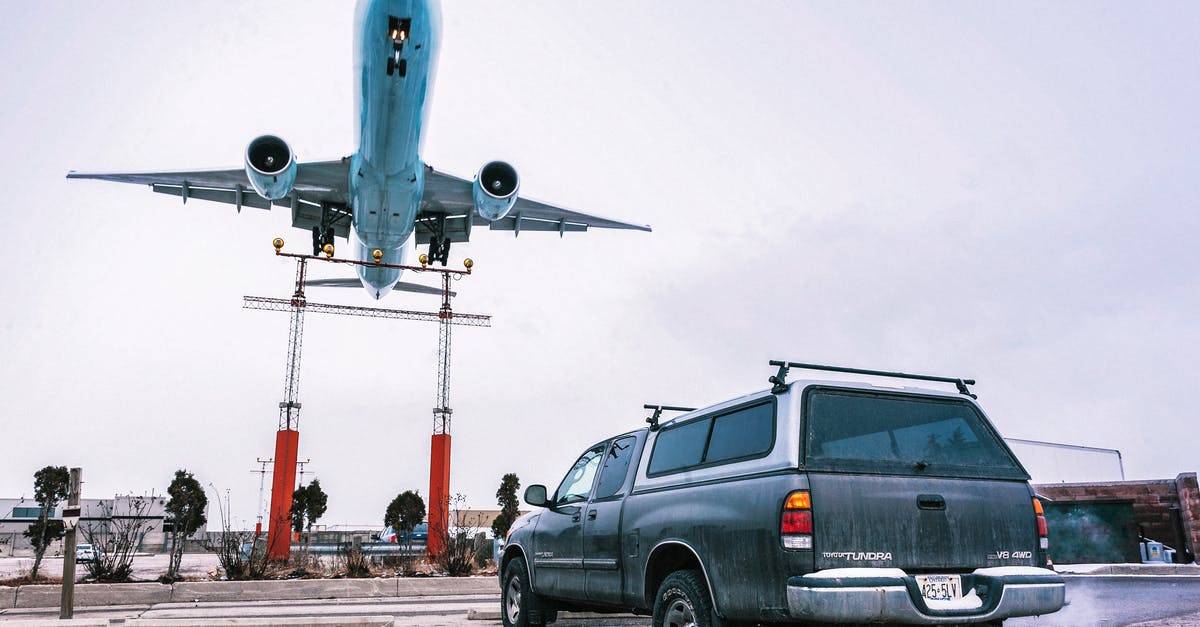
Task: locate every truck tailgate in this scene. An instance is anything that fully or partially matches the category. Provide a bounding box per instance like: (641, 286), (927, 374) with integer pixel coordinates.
(809, 473), (1036, 570)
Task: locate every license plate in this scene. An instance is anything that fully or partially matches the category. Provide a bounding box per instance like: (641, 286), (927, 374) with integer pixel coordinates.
(915, 574), (962, 603)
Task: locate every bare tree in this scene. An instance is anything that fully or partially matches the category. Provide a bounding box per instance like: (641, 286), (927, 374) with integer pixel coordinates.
(80, 496), (155, 582)
(432, 494), (482, 576)
(202, 485), (268, 580)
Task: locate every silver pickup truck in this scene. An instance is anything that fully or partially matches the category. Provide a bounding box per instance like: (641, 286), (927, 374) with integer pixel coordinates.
(500, 361), (1065, 626)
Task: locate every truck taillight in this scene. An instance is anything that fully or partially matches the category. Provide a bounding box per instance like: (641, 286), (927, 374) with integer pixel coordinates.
(782, 490), (812, 550)
(1034, 498), (1049, 550)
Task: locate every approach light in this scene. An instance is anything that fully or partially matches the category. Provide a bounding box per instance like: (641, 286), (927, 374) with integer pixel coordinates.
(272, 237), (284, 252)
(372, 248), (384, 263)
(323, 243), (335, 258)
(419, 253), (429, 267)
(463, 258), (474, 270)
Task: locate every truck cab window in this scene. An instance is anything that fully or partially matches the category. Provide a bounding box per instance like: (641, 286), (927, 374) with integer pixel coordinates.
(554, 445), (605, 505)
(593, 436), (637, 500)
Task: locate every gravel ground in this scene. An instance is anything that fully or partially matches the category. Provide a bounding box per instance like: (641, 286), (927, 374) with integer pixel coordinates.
(0, 553), (221, 582)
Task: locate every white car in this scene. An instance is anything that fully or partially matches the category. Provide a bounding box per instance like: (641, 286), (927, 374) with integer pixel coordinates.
(75, 543), (97, 562)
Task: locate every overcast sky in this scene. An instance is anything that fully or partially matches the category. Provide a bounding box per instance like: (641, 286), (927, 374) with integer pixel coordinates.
(1, 1), (1197, 530)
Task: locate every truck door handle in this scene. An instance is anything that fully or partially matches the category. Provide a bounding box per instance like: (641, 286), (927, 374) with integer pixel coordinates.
(587, 510), (598, 520)
(917, 494), (946, 510)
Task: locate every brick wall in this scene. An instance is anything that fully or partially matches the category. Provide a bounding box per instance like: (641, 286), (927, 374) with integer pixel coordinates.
(1035, 473), (1198, 563)
(1177, 473), (1200, 562)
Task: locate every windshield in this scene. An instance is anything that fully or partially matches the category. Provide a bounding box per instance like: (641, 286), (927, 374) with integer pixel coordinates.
(804, 388), (1027, 479)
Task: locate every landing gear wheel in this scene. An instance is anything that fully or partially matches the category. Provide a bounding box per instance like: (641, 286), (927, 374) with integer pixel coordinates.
(387, 56), (396, 76)
(438, 236), (450, 265)
(398, 58), (407, 77)
(502, 556), (555, 627)
(311, 226), (322, 256)
(427, 235), (450, 265)
(653, 569), (717, 627)
(427, 235), (440, 263)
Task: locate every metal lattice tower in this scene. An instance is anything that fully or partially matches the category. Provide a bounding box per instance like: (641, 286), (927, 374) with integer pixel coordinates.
(434, 272), (453, 435)
(279, 258), (307, 431)
(245, 247), (489, 560)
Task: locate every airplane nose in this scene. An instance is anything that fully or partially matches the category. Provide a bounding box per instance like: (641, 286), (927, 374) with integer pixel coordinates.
(357, 264), (400, 300)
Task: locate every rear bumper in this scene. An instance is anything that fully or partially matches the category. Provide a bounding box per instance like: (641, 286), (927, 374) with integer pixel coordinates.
(786, 566), (1065, 624)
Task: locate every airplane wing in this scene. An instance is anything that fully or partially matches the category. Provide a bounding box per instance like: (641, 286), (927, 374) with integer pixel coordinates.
(66, 159), (354, 238)
(417, 167), (651, 243)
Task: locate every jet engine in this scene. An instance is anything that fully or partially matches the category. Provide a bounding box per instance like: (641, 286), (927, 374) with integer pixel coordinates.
(472, 160), (520, 221)
(244, 135), (297, 200)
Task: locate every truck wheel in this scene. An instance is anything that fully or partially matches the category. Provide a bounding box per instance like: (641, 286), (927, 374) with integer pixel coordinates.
(502, 556), (555, 626)
(653, 569), (717, 627)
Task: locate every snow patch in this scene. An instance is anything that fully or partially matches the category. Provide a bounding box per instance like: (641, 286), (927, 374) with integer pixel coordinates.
(974, 566), (1057, 577)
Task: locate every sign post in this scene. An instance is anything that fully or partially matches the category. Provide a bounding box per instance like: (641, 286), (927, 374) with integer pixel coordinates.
(59, 467), (82, 619)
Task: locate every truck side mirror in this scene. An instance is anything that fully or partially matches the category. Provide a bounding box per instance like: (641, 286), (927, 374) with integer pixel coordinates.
(524, 484), (549, 508)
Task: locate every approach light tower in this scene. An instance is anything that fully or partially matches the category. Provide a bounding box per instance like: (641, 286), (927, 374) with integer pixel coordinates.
(265, 240), (314, 561)
(427, 255), (472, 556)
(245, 240), (489, 562)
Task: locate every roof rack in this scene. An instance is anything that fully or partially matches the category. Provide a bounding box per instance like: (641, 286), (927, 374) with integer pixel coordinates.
(768, 360), (977, 398)
(643, 404), (697, 432)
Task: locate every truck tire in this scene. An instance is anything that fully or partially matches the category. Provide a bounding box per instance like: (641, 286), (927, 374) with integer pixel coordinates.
(653, 569), (717, 627)
(502, 556), (555, 626)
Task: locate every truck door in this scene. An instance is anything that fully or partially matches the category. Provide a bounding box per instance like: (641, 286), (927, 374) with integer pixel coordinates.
(584, 435), (640, 604)
(533, 443), (605, 599)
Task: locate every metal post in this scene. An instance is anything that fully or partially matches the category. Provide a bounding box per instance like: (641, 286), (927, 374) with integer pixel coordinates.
(59, 467), (82, 619)
(253, 457), (272, 537)
(268, 257), (307, 560)
(429, 272), (454, 556)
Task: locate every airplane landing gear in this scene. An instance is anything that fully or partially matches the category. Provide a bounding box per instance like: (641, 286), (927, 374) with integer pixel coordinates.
(427, 236), (451, 266)
(387, 55), (407, 77)
(386, 16), (410, 77)
(311, 226), (334, 257)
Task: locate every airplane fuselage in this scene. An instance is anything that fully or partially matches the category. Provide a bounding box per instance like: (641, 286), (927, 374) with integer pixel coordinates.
(350, 0), (441, 298)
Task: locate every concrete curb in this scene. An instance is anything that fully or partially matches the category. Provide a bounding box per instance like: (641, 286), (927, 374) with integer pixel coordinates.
(6, 576), (500, 609)
(396, 577), (498, 596)
(171, 578), (396, 603)
(0, 614), (393, 619)
(14, 583), (171, 608)
(1057, 563), (1200, 576)
(0, 614), (111, 619)
(123, 617), (395, 626)
(467, 608), (639, 621)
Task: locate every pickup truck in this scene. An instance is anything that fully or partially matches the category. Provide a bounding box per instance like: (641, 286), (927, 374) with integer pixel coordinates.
(498, 361), (1065, 626)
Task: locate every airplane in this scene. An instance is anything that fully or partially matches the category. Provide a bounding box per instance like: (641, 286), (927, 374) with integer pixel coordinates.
(67, 0), (649, 300)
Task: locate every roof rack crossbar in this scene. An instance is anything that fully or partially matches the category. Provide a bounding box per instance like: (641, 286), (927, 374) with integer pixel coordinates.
(643, 404), (697, 432)
(768, 360), (977, 398)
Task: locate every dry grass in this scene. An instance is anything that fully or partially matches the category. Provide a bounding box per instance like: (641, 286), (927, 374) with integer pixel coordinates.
(0, 561), (61, 587)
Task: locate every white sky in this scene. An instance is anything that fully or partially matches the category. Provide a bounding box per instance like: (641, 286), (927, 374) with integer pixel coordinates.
(1, 1), (1197, 529)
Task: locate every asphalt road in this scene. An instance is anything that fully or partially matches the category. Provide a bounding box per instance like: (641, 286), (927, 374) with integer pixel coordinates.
(1008, 576), (1200, 627)
(4, 570), (1200, 625)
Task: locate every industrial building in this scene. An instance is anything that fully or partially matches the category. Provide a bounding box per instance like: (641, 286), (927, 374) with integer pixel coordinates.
(0, 495), (168, 558)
